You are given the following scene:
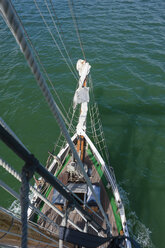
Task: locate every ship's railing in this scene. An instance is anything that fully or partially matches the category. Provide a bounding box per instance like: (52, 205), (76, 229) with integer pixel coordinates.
(0, 152), (104, 231)
(0, 206), (66, 248)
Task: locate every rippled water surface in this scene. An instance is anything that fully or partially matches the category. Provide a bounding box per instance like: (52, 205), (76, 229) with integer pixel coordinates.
(0, 0), (165, 247)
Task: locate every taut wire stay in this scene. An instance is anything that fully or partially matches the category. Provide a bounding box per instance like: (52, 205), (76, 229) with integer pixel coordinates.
(68, 0), (86, 60)
(44, 0), (78, 79)
(33, 0), (78, 82)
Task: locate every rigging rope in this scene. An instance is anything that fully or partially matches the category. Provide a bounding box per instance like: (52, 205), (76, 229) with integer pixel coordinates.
(9, 1), (78, 135)
(33, 0), (78, 82)
(10, 0), (85, 139)
(68, 0), (86, 60)
(20, 156), (37, 248)
(88, 76), (110, 165)
(44, 0), (78, 78)
(20, 168), (29, 248)
(49, 0), (64, 36)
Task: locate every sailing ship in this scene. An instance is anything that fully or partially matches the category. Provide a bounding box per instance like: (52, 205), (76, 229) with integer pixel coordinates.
(0, 0), (140, 247)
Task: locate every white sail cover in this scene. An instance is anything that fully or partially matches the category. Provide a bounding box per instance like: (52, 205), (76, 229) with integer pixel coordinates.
(73, 87), (89, 108)
(73, 60), (91, 134)
(73, 59), (91, 107)
(76, 59), (91, 86)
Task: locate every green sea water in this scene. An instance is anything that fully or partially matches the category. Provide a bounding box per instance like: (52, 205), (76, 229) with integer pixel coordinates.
(0, 0), (165, 247)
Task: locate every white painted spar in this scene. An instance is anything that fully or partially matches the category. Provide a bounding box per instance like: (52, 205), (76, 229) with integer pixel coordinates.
(81, 130), (132, 248)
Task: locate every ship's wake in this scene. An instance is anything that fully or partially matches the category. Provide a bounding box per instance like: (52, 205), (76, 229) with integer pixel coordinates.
(119, 185), (155, 248)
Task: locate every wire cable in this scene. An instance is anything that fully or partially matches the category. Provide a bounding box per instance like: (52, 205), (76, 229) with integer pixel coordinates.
(33, 0), (78, 82)
(68, 0), (86, 60)
(45, 0), (78, 79)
